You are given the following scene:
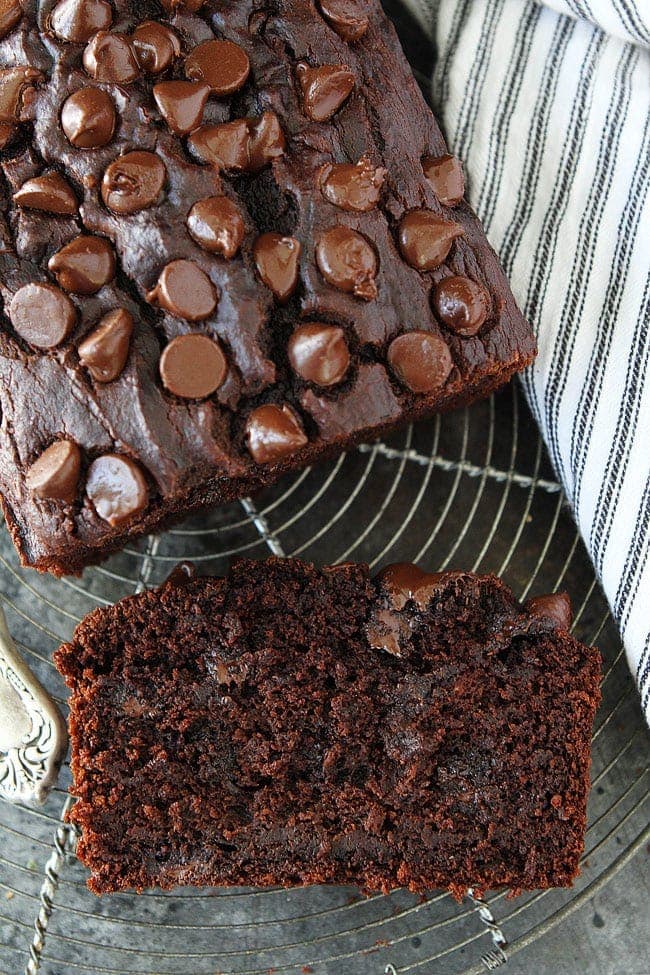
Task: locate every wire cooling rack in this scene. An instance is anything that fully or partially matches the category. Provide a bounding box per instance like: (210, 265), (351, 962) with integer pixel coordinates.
(0, 384), (648, 975)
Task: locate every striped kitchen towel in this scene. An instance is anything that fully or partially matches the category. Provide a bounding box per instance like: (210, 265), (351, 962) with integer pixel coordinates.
(400, 0), (650, 719)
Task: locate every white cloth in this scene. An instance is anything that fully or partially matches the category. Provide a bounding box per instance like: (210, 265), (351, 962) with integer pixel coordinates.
(401, 0), (650, 719)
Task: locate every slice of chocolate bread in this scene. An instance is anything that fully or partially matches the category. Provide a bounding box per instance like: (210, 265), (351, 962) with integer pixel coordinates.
(55, 559), (600, 896)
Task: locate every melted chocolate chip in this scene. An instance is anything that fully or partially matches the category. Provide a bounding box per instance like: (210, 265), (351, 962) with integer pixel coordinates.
(26, 440), (82, 504)
(187, 196), (245, 258)
(49, 0), (112, 44)
(366, 608), (412, 657)
(164, 561), (197, 587)
(398, 210), (464, 271)
(253, 233), (301, 304)
(316, 226), (377, 300)
(387, 331), (452, 394)
(147, 260), (218, 321)
(101, 151), (166, 214)
(377, 562), (445, 610)
(318, 0), (369, 41)
(0, 66), (42, 123)
(185, 39), (250, 96)
(48, 235), (116, 295)
(10, 283), (77, 349)
(423, 154), (464, 206)
(13, 172), (78, 215)
(86, 454), (148, 526)
(433, 275), (490, 336)
(525, 593), (573, 631)
(160, 333), (227, 399)
(321, 155), (385, 212)
(297, 62), (355, 122)
(132, 21), (181, 74)
(248, 112), (285, 171)
(288, 324), (350, 386)
(153, 80), (210, 135)
(83, 31), (140, 84)
(245, 404), (308, 464)
(78, 308), (133, 382)
(0, 0), (22, 40)
(188, 111), (284, 172)
(60, 87), (116, 148)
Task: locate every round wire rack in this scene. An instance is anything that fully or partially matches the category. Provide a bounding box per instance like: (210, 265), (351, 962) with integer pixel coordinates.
(0, 384), (648, 975)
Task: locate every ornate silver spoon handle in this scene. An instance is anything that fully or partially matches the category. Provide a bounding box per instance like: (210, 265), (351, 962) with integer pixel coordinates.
(0, 606), (67, 805)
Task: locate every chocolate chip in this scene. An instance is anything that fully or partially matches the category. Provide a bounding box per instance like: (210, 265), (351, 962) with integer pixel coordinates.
(147, 260), (218, 321)
(423, 154), (464, 206)
(0, 0), (22, 40)
(321, 155), (385, 212)
(86, 454), (148, 526)
(377, 562), (444, 610)
(398, 210), (463, 271)
(318, 0), (370, 41)
(160, 333), (227, 399)
(524, 593), (573, 631)
(101, 151), (166, 214)
(185, 39), (250, 96)
(253, 233), (301, 303)
(13, 172), (78, 215)
(188, 111), (284, 172)
(26, 441), (82, 504)
(132, 21), (181, 74)
(0, 66), (42, 123)
(187, 196), (245, 258)
(10, 283), (77, 349)
(433, 275), (490, 336)
(0, 122), (14, 148)
(153, 80), (210, 135)
(83, 31), (140, 84)
(245, 404), (308, 464)
(61, 87), (116, 148)
(49, 0), (112, 44)
(48, 235), (116, 295)
(316, 226), (377, 300)
(387, 331), (452, 393)
(164, 560), (197, 587)
(297, 63), (355, 122)
(288, 323), (350, 386)
(78, 308), (133, 382)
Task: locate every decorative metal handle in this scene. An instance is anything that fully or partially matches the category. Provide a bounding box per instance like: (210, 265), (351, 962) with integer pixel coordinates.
(0, 605), (67, 806)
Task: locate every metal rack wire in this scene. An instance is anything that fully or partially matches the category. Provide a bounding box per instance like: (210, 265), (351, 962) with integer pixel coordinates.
(1, 384), (648, 975)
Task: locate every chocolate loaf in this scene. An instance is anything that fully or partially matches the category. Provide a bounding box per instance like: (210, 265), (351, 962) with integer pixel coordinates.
(55, 559), (600, 896)
(0, 1), (535, 574)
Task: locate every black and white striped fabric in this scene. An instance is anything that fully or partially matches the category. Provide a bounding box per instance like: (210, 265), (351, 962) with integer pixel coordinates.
(401, 0), (650, 719)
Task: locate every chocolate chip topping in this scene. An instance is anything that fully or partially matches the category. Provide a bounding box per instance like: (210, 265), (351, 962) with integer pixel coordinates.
(524, 593), (573, 631)
(10, 283), (77, 348)
(147, 260), (218, 321)
(60, 87), (116, 148)
(86, 454), (148, 526)
(377, 562), (445, 610)
(49, 0), (112, 44)
(321, 156), (386, 212)
(187, 196), (245, 258)
(83, 31), (140, 85)
(253, 233), (302, 304)
(398, 210), (464, 271)
(296, 63), (355, 122)
(433, 275), (490, 337)
(387, 331), (453, 394)
(185, 39), (250, 96)
(153, 80), (210, 136)
(0, 66), (42, 122)
(13, 172), (78, 215)
(159, 333), (227, 399)
(245, 403), (308, 464)
(318, 0), (369, 41)
(188, 111), (285, 172)
(78, 308), (133, 383)
(101, 151), (166, 214)
(48, 235), (116, 295)
(26, 440), (82, 504)
(0, 0), (22, 40)
(316, 226), (377, 300)
(132, 21), (181, 75)
(423, 154), (465, 207)
(164, 560), (197, 587)
(288, 324), (350, 387)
